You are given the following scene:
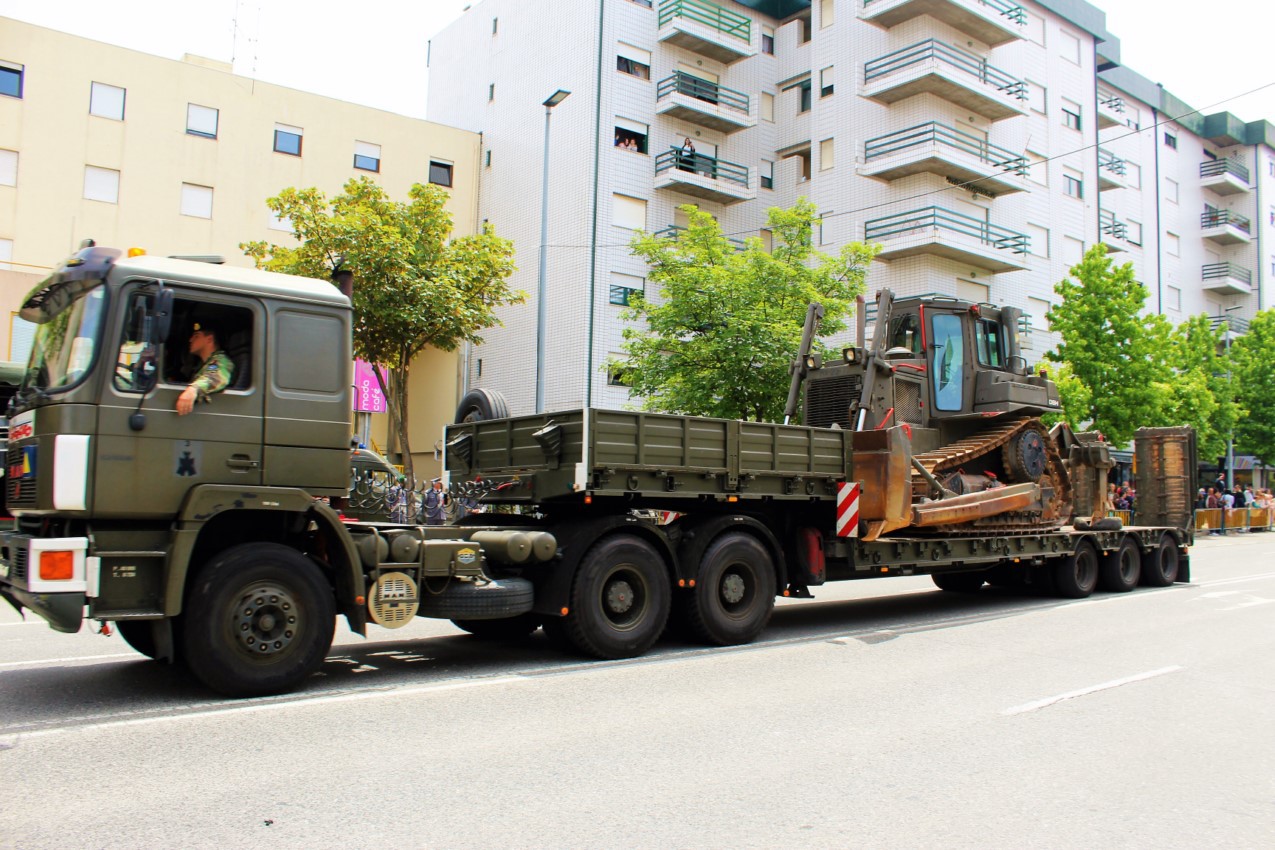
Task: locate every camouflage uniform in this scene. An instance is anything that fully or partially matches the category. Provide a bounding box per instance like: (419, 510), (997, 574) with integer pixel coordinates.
(188, 350), (234, 402)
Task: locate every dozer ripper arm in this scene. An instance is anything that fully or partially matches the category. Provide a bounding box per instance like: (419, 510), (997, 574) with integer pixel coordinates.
(783, 302), (825, 425)
(850, 288), (896, 432)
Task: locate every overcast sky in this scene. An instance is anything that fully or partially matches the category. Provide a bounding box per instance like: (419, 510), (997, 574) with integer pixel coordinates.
(5, 0), (1274, 123)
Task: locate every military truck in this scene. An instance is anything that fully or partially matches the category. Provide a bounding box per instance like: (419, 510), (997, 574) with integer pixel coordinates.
(1, 246), (1196, 697)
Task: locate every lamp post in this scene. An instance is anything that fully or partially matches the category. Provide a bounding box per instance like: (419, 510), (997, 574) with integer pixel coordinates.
(535, 89), (571, 414)
(1222, 304), (1242, 492)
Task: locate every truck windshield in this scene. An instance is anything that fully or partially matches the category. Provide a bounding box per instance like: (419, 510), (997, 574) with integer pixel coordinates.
(23, 285), (108, 393)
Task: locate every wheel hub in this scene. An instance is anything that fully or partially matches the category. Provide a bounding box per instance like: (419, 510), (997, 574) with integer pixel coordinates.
(606, 579), (635, 615)
(720, 572), (746, 605)
(234, 584), (299, 656)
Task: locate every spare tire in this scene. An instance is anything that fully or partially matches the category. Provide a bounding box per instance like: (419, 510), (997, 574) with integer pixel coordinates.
(454, 389), (510, 423)
(417, 577), (534, 620)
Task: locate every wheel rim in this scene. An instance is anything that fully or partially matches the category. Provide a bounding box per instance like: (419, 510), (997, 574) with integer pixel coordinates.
(1076, 548), (1098, 589)
(1120, 548), (1138, 583)
(719, 565), (756, 617)
(232, 582), (301, 659)
(600, 566), (648, 631)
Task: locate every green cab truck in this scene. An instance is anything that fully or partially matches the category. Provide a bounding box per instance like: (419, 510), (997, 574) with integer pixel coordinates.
(1, 245), (1196, 697)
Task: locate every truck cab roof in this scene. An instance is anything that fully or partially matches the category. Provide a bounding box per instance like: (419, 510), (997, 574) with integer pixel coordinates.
(110, 254), (349, 309)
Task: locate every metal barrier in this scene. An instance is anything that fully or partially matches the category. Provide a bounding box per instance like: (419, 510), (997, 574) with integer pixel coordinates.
(1193, 507), (1273, 534)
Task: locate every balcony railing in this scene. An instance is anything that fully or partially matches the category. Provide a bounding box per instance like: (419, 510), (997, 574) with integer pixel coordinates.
(864, 122), (1027, 176)
(1201, 209), (1251, 233)
(657, 71), (749, 114)
(1099, 209), (1127, 240)
(865, 206), (1028, 253)
(654, 224), (747, 250)
(863, 0), (1026, 25)
(859, 0), (1025, 46)
(1099, 92), (1125, 114)
(864, 38), (1026, 102)
(1098, 148), (1127, 177)
(1200, 159), (1250, 183)
(655, 149), (750, 187)
(1203, 262), (1253, 285)
(658, 0), (751, 42)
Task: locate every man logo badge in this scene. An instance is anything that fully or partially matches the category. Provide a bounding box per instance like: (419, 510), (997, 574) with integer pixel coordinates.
(456, 548), (477, 565)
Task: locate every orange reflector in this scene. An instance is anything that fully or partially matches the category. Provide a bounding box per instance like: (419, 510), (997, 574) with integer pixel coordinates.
(584, 495), (593, 505)
(727, 495), (739, 503)
(782, 589), (790, 597)
(880, 567), (889, 573)
(39, 551), (74, 581)
(678, 579), (685, 587)
(127, 246), (147, 257)
(354, 595), (366, 606)
(1013, 558), (1020, 563)
(560, 607), (569, 616)
(688, 579), (695, 587)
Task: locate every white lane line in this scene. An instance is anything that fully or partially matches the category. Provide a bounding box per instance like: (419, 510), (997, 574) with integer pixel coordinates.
(1002, 666), (1184, 716)
(0, 653), (134, 668)
(2, 676), (527, 742)
(1196, 571), (1275, 588)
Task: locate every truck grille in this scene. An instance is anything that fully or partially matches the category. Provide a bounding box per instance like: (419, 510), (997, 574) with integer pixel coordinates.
(9, 543), (27, 583)
(6, 446), (37, 509)
(805, 373), (862, 429)
(895, 380), (923, 425)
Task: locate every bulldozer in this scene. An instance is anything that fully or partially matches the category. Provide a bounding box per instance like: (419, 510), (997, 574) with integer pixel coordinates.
(788, 290), (1113, 539)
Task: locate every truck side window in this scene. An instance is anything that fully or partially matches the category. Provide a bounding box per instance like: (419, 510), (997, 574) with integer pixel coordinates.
(975, 318), (1004, 367)
(113, 293), (160, 394)
(888, 314), (921, 354)
(931, 313), (964, 411)
(161, 300), (255, 391)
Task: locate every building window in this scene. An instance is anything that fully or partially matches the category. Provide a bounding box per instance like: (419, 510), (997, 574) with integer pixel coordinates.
(488, 83), (495, 102)
(628, 0), (653, 7)
(820, 138), (834, 171)
(1062, 102), (1082, 131)
(607, 363), (630, 387)
(820, 66), (834, 98)
(799, 80), (811, 113)
(354, 141), (381, 172)
(1026, 81), (1046, 114)
(0, 61), (22, 99)
(180, 183), (214, 218)
(614, 119), (648, 154)
(1027, 151), (1048, 187)
(617, 44), (652, 80)
(761, 25), (774, 55)
(761, 92), (774, 122)
(1025, 223), (1050, 258)
(1164, 132), (1177, 150)
(1126, 162), (1141, 190)
(1127, 220), (1143, 246)
(83, 166), (120, 204)
(610, 273), (645, 305)
(613, 193), (647, 230)
(819, 0), (834, 27)
(760, 159), (773, 190)
(1166, 285), (1181, 311)
(0, 149), (16, 187)
(274, 123), (303, 156)
(429, 160), (454, 187)
(760, 228), (773, 251)
(1165, 231), (1180, 256)
(186, 103), (218, 139)
(1060, 29), (1081, 64)
(1165, 178), (1179, 203)
(485, 149), (492, 167)
(268, 210), (292, 232)
(492, 17), (498, 34)
(89, 82), (126, 120)
(1063, 171), (1083, 199)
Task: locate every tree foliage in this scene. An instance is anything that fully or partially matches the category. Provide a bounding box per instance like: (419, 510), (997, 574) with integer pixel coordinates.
(614, 201), (878, 422)
(1163, 313), (1239, 461)
(1232, 309), (1275, 464)
(242, 177), (521, 478)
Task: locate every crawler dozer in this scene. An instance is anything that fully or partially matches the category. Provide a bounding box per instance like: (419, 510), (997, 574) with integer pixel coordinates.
(794, 291), (1112, 539)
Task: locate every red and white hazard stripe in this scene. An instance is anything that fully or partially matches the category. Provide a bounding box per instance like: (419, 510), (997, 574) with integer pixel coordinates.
(836, 482), (860, 538)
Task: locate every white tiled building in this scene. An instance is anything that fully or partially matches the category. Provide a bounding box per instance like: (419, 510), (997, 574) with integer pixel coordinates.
(427, 0), (1273, 415)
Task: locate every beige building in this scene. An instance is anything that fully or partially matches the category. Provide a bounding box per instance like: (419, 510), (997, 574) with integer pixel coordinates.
(0, 17), (483, 473)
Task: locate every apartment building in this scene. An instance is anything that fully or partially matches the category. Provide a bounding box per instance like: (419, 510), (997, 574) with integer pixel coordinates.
(427, 0), (1274, 415)
(0, 17), (483, 471)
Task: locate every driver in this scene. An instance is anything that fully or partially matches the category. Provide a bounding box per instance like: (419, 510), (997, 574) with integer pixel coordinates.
(176, 320), (234, 415)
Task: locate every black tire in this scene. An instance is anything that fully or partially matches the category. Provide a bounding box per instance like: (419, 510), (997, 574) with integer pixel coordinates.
(182, 543), (335, 698)
(1100, 536), (1142, 592)
(1141, 534), (1180, 587)
(1053, 539), (1100, 598)
(454, 388), (510, 423)
(560, 534), (670, 659)
(677, 532), (776, 646)
(418, 578), (534, 620)
(1075, 517), (1123, 531)
(117, 620), (158, 659)
(451, 612), (541, 640)
(932, 571), (987, 592)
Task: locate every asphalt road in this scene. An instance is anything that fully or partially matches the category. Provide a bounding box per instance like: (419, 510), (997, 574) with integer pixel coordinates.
(2, 533), (1273, 849)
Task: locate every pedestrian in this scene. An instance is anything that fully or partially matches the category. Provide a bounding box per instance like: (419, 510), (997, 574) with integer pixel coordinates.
(678, 136), (695, 171)
(423, 478), (447, 526)
(387, 475), (408, 523)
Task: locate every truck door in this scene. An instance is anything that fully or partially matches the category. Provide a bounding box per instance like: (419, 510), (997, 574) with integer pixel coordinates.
(95, 283), (263, 518)
(928, 311), (967, 413)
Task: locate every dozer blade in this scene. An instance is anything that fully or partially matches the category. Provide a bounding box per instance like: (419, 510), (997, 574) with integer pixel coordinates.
(911, 482), (1040, 527)
(852, 425), (915, 541)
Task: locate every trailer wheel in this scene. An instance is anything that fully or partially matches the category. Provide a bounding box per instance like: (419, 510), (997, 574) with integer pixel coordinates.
(1100, 536), (1142, 592)
(182, 543), (335, 698)
(1140, 534), (1180, 587)
(454, 388), (510, 423)
(932, 571), (986, 592)
(677, 532), (776, 646)
(451, 612), (541, 640)
(1053, 539), (1100, 598)
(561, 534), (670, 659)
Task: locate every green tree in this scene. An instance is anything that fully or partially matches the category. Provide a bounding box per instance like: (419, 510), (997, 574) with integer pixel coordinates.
(1231, 309), (1275, 464)
(242, 177), (521, 481)
(1044, 244), (1172, 445)
(1163, 314), (1239, 461)
(613, 200), (878, 422)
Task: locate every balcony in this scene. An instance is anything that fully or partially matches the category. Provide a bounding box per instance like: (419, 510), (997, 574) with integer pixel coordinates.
(864, 206), (1029, 272)
(657, 0), (756, 64)
(1201, 209), (1252, 245)
(654, 224), (747, 251)
(1200, 159), (1251, 196)
(1096, 92), (1128, 130)
(1099, 209), (1127, 253)
(862, 39), (1028, 121)
(1202, 262), (1253, 296)
(655, 72), (755, 133)
(654, 148), (755, 205)
(860, 0), (1027, 48)
(1097, 149), (1128, 191)
(860, 122), (1028, 195)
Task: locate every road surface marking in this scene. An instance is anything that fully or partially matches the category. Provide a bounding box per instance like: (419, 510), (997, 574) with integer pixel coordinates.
(0, 653), (134, 668)
(1197, 571), (1275, 588)
(1002, 666), (1183, 716)
(1223, 597), (1275, 611)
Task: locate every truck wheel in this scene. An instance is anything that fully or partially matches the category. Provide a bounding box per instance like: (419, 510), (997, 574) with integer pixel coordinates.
(454, 388), (510, 423)
(117, 620), (158, 660)
(678, 532), (776, 646)
(932, 571), (986, 592)
(1140, 534), (1180, 587)
(418, 578), (533, 620)
(1053, 539), (1100, 598)
(562, 534), (670, 659)
(451, 613), (541, 640)
(1100, 536), (1142, 592)
(182, 543), (335, 698)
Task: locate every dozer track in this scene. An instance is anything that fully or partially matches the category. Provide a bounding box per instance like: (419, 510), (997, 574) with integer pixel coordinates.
(910, 416), (1073, 534)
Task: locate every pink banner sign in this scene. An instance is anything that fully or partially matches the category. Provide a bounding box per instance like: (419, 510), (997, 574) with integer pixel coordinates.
(353, 360), (387, 413)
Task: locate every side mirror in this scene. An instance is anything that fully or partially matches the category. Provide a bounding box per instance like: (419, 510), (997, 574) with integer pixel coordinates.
(152, 287), (174, 342)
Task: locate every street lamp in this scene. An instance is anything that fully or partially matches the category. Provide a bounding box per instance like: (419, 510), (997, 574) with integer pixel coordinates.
(1222, 304), (1242, 492)
(534, 89), (571, 414)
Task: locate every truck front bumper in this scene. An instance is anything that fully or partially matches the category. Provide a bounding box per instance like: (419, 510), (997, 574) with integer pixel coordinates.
(0, 533), (91, 633)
